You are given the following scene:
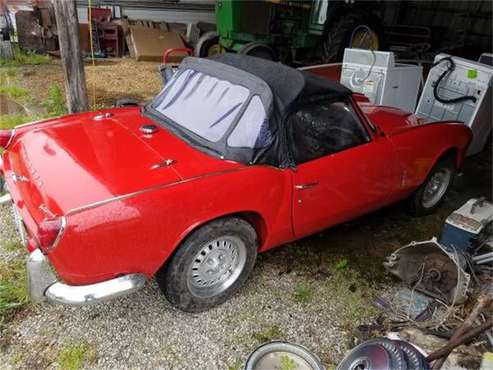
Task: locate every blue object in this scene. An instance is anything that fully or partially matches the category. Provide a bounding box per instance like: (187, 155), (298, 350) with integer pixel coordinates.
(440, 223), (475, 251)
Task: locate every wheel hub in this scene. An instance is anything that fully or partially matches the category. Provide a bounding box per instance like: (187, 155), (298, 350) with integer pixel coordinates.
(188, 236), (246, 298)
(422, 169), (452, 208)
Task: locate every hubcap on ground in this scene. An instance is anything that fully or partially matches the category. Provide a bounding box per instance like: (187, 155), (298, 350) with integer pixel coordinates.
(422, 168), (452, 208)
(188, 236), (247, 298)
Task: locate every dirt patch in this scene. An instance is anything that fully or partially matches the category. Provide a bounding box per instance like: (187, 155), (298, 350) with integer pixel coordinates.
(18, 58), (163, 109)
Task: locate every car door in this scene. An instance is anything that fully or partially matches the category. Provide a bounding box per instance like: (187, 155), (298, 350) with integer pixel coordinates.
(289, 99), (400, 239)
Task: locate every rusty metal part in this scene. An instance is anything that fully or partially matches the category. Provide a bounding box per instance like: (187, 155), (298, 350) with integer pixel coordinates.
(384, 238), (470, 304)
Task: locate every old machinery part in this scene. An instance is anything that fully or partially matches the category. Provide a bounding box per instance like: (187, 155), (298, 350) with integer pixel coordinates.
(384, 238), (470, 305)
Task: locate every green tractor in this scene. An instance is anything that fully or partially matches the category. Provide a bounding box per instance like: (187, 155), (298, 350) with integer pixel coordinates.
(195, 0), (384, 65)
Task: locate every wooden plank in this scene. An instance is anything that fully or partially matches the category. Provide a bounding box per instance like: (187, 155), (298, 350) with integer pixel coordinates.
(53, 0), (88, 113)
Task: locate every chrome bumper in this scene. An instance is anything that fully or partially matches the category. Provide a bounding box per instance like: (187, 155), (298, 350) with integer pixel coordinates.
(27, 249), (147, 305)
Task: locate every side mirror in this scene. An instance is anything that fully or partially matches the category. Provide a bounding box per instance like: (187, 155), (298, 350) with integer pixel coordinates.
(158, 65), (176, 86)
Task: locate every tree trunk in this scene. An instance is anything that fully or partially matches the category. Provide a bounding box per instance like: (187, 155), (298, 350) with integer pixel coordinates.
(52, 0), (88, 113)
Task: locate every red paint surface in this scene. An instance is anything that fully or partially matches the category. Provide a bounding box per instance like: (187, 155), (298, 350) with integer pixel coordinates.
(2, 69), (472, 286)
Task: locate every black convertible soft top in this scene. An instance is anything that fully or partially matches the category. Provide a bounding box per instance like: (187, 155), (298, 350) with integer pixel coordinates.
(146, 54), (352, 167)
(209, 53), (351, 109)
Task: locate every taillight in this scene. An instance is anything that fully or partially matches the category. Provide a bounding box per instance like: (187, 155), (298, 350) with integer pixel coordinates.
(0, 129), (14, 149)
(38, 216), (65, 250)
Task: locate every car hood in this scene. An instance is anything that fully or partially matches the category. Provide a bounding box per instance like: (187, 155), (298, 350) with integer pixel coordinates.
(5, 107), (242, 216)
(358, 103), (427, 136)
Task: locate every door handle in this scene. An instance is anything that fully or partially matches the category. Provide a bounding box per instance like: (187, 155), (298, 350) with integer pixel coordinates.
(295, 182), (319, 190)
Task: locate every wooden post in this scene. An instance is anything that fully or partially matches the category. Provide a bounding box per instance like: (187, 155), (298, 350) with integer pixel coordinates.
(53, 0), (88, 113)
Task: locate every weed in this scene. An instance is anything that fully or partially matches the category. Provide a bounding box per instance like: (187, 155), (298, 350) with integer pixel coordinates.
(43, 85), (67, 117)
(293, 282), (313, 304)
(0, 85), (28, 99)
(0, 47), (51, 67)
(280, 355), (297, 370)
(252, 325), (283, 343)
(57, 343), (94, 370)
(335, 258), (349, 271)
(3, 242), (23, 253)
(324, 269), (378, 329)
(228, 358), (242, 370)
(0, 114), (41, 129)
(0, 256), (28, 326)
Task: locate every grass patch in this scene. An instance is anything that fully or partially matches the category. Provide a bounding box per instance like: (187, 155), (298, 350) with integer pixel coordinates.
(335, 258), (349, 271)
(42, 85), (67, 116)
(280, 355), (297, 370)
(293, 281), (313, 304)
(0, 47), (51, 67)
(57, 343), (94, 370)
(324, 267), (378, 329)
(0, 114), (41, 129)
(228, 358), (242, 370)
(252, 325), (283, 343)
(0, 85), (28, 99)
(3, 242), (23, 253)
(0, 256), (28, 326)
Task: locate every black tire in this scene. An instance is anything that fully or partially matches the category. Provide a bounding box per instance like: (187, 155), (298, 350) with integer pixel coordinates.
(408, 157), (456, 216)
(194, 31), (220, 57)
(321, 12), (383, 63)
(113, 98), (139, 107)
(156, 217), (258, 312)
(238, 42), (278, 61)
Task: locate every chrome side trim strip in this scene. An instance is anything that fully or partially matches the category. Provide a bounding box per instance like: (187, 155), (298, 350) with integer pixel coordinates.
(45, 273), (147, 306)
(66, 167), (244, 216)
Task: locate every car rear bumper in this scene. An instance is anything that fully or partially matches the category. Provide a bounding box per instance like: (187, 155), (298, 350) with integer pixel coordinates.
(27, 249), (147, 305)
(2, 166), (147, 306)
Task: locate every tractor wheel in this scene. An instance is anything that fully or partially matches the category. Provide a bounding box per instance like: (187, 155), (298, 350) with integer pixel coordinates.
(238, 42), (278, 61)
(321, 13), (383, 63)
(195, 31), (224, 57)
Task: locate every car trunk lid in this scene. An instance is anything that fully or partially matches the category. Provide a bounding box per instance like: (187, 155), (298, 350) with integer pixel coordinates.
(4, 111), (182, 217)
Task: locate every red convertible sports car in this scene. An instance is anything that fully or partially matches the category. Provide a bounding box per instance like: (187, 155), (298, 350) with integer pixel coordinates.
(0, 54), (471, 312)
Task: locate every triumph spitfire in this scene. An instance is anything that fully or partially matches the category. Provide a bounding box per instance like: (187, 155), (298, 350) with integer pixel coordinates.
(0, 54), (471, 312)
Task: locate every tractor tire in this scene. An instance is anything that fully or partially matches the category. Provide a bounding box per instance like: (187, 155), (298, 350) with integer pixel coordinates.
(194, 31), (222, 57)
(321, 12), (383, 63)
(238, 42), (278, 61)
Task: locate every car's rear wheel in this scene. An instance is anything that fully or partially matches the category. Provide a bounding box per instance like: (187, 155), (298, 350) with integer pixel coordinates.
(408, 157), (456, 216)
(156, 217), (257, 312)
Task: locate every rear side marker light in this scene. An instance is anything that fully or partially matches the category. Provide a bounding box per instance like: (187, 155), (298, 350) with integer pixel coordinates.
(38, 216), (66, 251)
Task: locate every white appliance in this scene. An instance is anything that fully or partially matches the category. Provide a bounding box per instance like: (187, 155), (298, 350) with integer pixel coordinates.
(340, 48), (422, 112)
(415, 53), (493, 156)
